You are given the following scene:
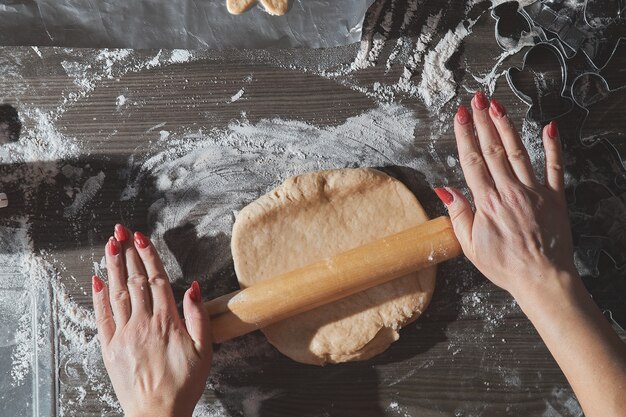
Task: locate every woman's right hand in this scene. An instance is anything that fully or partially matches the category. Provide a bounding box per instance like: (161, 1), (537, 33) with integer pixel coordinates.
(437, 91), (626, 417)
(435, 91), (576, 299)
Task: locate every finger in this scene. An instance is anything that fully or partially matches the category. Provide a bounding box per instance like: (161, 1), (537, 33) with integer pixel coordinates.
(488, 99), (536, 186)
(114, 223), (131, 244)
(123, 230), (151, 317)
(434, 187), (474, 251)
(183, 281), (212, 355)
(543, 121), (565, 194)
(471, 91), (516, 186)
(92, 275), (115, 346)
(134, 231), (178, 316)
(105, 236), (131, 326)
(454, 104), (495, 194)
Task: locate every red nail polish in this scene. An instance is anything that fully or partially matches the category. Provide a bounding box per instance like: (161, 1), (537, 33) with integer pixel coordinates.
(92, 275), (104, 293)
(474, 91), (489, 110)
(107, 237), (120, 256)
(547, 120), (558, 139)
(190, 281), (201, 303)
(490, 99), (506, 118)
(134, 231), (150, 249)
(434, 188), (454, 205)
(114, 224), (130, 242)
(457, 105), (471, 125)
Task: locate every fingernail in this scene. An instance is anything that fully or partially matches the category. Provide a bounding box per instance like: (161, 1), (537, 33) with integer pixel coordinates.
(114, 224), (130, 242)
(490, 99), (506, 118)
(474, 91), (489, 110)
(134, 231), (150, 249)
(434, 187), (454, 205)
(457, 105), (471, 125)
(107, 237), (120, 256)
(190, 281), (201, 303)
(92, 275), (104, 293)
(548, 120), (559, 139)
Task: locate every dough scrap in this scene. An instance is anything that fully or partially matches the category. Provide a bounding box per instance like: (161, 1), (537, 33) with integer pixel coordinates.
(231, 168), (436, 365)
(227, 0), (289, 15)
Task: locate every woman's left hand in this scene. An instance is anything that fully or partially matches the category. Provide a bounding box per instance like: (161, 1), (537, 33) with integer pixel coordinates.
(92, 224), (212, 417)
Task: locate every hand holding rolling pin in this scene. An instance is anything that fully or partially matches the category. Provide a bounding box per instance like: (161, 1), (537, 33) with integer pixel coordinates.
(435, 91), (626, 417)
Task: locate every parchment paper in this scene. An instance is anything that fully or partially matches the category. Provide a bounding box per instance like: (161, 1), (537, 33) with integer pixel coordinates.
(0, 0), (375, 49)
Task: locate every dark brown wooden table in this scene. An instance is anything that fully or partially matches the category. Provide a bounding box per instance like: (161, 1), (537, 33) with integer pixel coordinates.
(0, 1), (624, 416)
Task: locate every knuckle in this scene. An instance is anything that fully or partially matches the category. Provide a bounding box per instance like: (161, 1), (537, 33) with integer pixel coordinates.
(449, 206), (469, 224)
(458, 128), (475, 142)
(547, 162), (563, 173)
(500, 186), (530, 209)
(152, 312), (175, 337)
(461, 151), (485, 168)
(127, 273), (148, 287)
(96, 315), (113, 329)
(110, 289), (129, 303)
(507, 149), (528, 163)
(480, 190), (501, 212)
(481, 144), (506, 157)
(148, 274), (169, 286)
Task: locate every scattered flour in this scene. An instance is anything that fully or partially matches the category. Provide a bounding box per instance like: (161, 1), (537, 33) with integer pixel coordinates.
(418, 22), (472, 109)
(170, 49), (193, 64)
(125, 104), (445, 284)
(63, 171), (106, 218)
(115, 94), (127, 108)
(230, 88), (245, 103)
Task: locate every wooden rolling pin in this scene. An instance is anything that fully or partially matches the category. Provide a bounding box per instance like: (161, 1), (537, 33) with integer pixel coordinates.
(205, 216), (461, 343)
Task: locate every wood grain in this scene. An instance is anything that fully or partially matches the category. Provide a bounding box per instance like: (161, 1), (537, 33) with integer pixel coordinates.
(0, 2), (624, 415)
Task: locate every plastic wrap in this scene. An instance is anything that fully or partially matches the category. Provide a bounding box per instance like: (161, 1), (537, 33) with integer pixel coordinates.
(0, 0), (375, 49)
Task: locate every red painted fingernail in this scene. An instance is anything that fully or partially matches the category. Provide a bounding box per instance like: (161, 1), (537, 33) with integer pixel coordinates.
(134, 231), (150, 249)
(190, 281), (201, 303)
(474, 91), (489, 110)
(107, 237), (120, 256)
(547, 120), (558, 139)
(114, 224), (130, 242)
(92, 275), (104, 293)
(490, 99), (506, 118)
(434, 188), (454, 205)
(457, 105), (471, 125)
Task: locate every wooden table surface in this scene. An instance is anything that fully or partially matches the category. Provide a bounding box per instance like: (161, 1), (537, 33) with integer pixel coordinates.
(0, 1), (624, 416)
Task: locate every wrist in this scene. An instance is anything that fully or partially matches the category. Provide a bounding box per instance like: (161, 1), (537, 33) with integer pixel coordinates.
(126, 406), (193, 417)
(510, 267), (581, 311)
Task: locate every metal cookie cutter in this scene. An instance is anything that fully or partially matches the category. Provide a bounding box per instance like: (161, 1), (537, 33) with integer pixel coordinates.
(521, 0), (626, 69)
(571, 72), (626, 169)
(506, 42), (574, 122)
(491, 1), (535, 50)
(570, 180), (626, 273)
(583, 0), (626, 30)
(521, 0), (587, 59)
(599, 38), (626, 89)
(604, 310), (625, 332)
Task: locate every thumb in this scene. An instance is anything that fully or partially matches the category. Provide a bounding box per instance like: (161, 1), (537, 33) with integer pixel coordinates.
(183, 281), (212, 355)
(434, 187), (474, 251)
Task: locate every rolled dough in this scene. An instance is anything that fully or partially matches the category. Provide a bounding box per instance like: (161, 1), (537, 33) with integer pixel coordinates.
(231, 168), (436, 365)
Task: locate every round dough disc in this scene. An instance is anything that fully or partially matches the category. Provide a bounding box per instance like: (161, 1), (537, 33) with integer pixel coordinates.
(231, 168), (436, 365)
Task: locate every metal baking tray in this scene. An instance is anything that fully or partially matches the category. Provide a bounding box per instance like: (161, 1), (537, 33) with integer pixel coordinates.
(0, 223), (58, 417)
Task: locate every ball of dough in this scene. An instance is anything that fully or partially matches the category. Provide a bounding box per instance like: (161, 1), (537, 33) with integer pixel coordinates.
(231, 168), (436, 365)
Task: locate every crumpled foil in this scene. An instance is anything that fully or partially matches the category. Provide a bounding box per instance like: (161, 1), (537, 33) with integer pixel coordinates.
(0, 0), (375, 49)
